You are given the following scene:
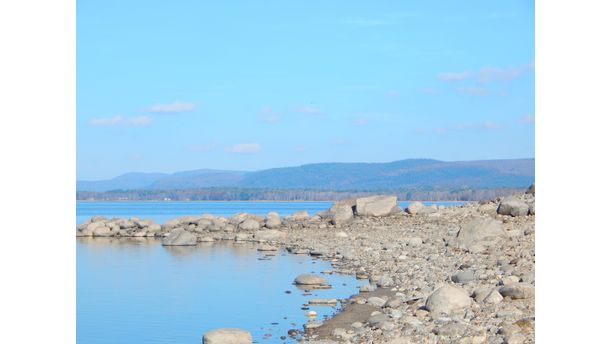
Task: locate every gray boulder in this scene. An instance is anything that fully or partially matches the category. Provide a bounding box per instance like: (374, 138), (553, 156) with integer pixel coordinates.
(162, 228), (197, 246)
(497, 197), (530, 216)
(238, 219), (260, 231)
(456, 217), (508, 253)
(425, 284), (472, 314)
(330, 204), (353, 225)
(264, 212), (282, 229)
(202, 328), (252, 344)
(451, 270), (476, 284)
(355, 195), (398, 217)
(294, 273), (328, 286)
(499, 283), (535, 300)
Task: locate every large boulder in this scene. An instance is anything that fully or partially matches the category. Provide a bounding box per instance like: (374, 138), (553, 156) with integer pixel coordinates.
(253, 229), (286, 241)
(264, 212), (282, 229)
(456, 217), (508, 253)
(497, 196), (530, 217)
(92, 226), (113, 237)
(162, 228), (197, 246)
(526, 183), (535, 195)
(425, 284), (472, 314)
(330, 204), (353, 225)
(238, 219), (260, 231)
(294, 273), (328, 286)
(202, 328), (252, 344)
(355, 195), (398, 217)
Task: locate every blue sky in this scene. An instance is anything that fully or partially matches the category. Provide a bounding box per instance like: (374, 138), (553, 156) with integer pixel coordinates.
(77, 0), (534, 180)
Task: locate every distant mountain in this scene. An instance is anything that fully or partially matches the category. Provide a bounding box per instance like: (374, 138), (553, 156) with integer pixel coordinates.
(76, 158), (534, 192)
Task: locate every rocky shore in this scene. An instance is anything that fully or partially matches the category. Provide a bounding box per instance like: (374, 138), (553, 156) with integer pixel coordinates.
(77, 186), (535, 344)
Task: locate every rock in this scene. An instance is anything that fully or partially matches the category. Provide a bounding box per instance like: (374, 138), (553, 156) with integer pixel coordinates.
(499, 283), (535, 300)
(330, 204), (354, 225)
(451, 270), (476, 284)
(367, 313), (388, 326)
(407, 237), (423, 246)
(528, 202), (535, 215)
(385, 296), (404, 308)
(234, 233), (251, 241)
(456, 217), (508, 253)
(355, 195), (398, 217)
(257, 244), (277, 251)
(335, 231), (349, 238)
(525, 184), (535, 195)
(425, 284), (472, 314)
(406, 201), (425, 215)
(377, 274), (394, 287)
(294, 273), (328, 286)
(360, 284), (376, 292)
(254, 229), (286, 241)
(238, 219), (260, 231)
(202, 328), (252, 344)
(483, 290), (504, 304)
(308, 299), (338, 306)
(147, 224), (162, 232)
(162, 228), (197, 246)
(264, 212), (282, 229)
(288, 210), (309, 221)
(504, 333), (526, 344)
(367, 297), (386, 307)
(92, 226), (113, 237)
(497, 197), (530, 217)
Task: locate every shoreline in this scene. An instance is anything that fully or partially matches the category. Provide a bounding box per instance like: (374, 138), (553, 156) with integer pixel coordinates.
(76, 193), (535, 343)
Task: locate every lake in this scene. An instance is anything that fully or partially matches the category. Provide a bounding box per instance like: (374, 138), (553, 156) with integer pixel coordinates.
(77, 238), (365, 344)
(76, 200), (466, 224)
(77, 201), (467, 343)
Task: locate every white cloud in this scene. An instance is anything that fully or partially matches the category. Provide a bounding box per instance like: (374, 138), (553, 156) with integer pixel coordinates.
(225, 143), (261, 154)
(437, 72), (471, 81)
(88, 115), (151, 127)
(148, 101), (196, 113)
(260, 106), (281, 123)
(126, 116), (152, 126)
(297, 106), (322, 115)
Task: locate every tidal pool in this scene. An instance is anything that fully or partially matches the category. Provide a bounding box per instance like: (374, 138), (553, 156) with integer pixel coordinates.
(77, 238), (365, 343)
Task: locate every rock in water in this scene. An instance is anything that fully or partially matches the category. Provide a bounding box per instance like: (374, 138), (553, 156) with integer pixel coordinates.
(497, 197), (530, 217)
(456, 217), (508, 253)
(355, 195), (398, 217)
(294, 273), (328, 286)
(162, 228), (197, 246)
(406, 201), (425, 215)
(425, 284), (472, 314)
(202, 328), (252, 344)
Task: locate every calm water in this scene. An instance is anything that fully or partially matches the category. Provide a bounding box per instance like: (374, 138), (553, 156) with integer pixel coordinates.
(76, 200), (466, 224)
(77, 238), (365, 344)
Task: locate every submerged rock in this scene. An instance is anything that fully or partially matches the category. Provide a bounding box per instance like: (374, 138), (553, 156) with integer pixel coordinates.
(202, 328), (252, 344)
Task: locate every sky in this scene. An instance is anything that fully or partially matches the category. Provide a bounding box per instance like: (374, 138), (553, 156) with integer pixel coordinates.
(77, 0), (534, 180)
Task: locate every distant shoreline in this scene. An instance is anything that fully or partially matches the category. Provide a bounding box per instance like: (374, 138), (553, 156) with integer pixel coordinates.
(75, 199), (472, 203)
